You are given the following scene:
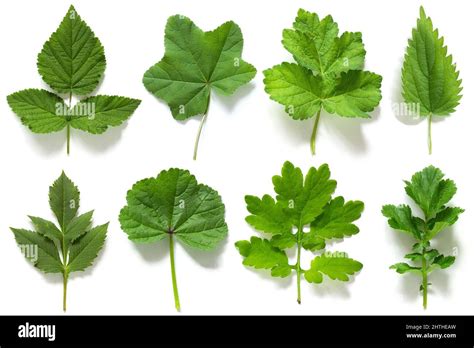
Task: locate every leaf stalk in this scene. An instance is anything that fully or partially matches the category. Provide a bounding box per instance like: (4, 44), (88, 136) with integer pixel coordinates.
(169, 234), (181, 311)
(310, 109), (322, 155)
(296, 226), (303, 304)
(428, 113), (432, 155)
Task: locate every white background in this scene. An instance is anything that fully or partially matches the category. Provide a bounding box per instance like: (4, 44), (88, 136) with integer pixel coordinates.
(0, 0), (471, 315)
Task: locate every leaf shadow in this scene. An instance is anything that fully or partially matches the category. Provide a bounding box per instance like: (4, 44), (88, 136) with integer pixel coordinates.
(246, 268), (293, 289)
(181, 239), (227, 269)
(271, 105), (379, 154)
(213, 83), (256, 113)
(389, 223), (459, 304)
(309, 277), (354, 299)
(74, 123), (125, 153)
(132, 239), (170, 263)
(27, 131), (66, 156)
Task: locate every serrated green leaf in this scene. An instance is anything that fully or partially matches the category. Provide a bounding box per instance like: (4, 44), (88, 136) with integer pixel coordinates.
(402, 7), (462, 116)
(263, 64), (381, 120)
(68, 223), (108, 272)
(404, 165), (457, 219)
(390, 262), (421, 274)
(119, 168), (228, 249)
(426, 207), (464, 240)
(8, 5), (141, 155)
(235, 237), (289, 272)
(10, 228), (63, 273)
(7, 89), (67, 133)
(49, 172), (80, 231)
(10, 172), (108, 311)
(301, 233), (326, 251)
(28, 216), (63, 243)
(381, 204), (423, 239)
(65, 210), (93, 243)
(273, 161), (336, 226)
(309, 197), (364, 239)
(270, 232), (296, 249)
(69, 95), (141, 134)
(383, 165), (463, 309)
(37, 5), (106, 96)
(262, 9), (382, 154)
(430, 255), (455, 271)
(245, 195), (292, 235)
(239, 161), (363, 303)
(307, 253), (362, 281)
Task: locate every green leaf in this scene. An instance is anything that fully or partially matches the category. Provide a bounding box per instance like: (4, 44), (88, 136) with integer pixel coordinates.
(49, 171), (80, 231)
(270, 233), (296, 250)
(37, 5), (106, 96)
(283, 13), (365, 77)
(381, 204), (423, 239)
(143, 15), (256, 160)
(7, 5), (141, 155)
(383, 165), (463, 309)
(10, 228), (63, 273)
(235, 237), (289, 274)
(65, 210), (94, 243)
(309, 197), (364, 239)
(426, 207), (464, 240)
(390, 262), (421, 274)
(119, 168), (227, 310)
(10, 172), (108, 311)
(68, 223), (108, 272)
(7, 89), (67, 133)
(143, 15), (256, 120)
(262, 9), (382, 154)
(402, 6), (462, 116)
(245, 195), (292, 235)
(119, 168), (228, 249)
(69, 95), (141, 134)
(430, 255), (455, 271)
(263, 64), (381, 120)
(404, 165), (457, 219)
(238, 161), (364, 303)
(28, 216), (63, 242)
(306, 253), (363, 282)
(301, 233), (326, 251)
(272, 161), (336, 226)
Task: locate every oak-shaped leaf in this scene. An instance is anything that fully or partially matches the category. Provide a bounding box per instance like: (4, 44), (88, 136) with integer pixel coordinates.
(236, 161), (363, 304)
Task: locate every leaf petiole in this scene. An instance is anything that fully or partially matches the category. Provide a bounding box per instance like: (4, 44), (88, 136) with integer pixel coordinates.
(169, 233), (181, 311)
(310, 109), (322, 156)
(193, 112), (208, 161)
(427, 113), (432, 155)
(296, 226), (303, 304)
(63, 271), (69, 312)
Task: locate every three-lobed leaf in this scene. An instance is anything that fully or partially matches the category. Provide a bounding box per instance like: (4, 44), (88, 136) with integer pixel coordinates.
(7, 5), (141, 154)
